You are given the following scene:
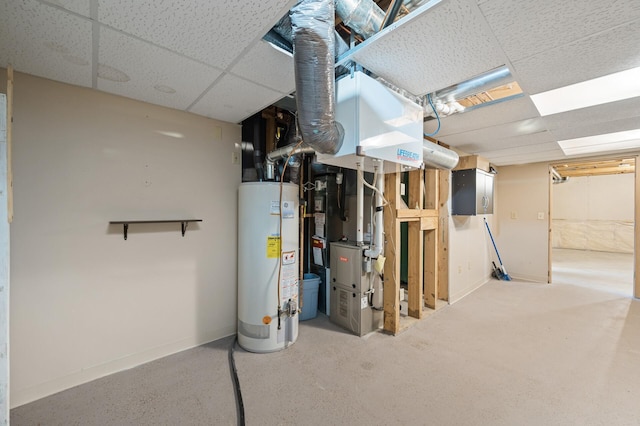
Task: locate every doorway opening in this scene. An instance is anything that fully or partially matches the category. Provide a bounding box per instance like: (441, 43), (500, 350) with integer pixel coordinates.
(549, 158), (636, 297)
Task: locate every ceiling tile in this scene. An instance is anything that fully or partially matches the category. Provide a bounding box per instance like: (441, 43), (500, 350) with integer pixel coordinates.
(491, 149), (566, 166)
(230, 40), (295, 94)
(97, 28), (223, 111)
(189, 74), (284, 123)
(453, 130), (557, 153)
(98, 0), (297, 70)
(0, 0), (92, 86)
(477, 141), (560, 160)
(479, 0), (640, 62)
(542, 97), (640, 132)
(438, 116), (547, 147)
(45, 0), (91, 17)
(424, 95), (540, 137)
(350, 0), (506, 95)
(513, 20), (640, 94)
(550, 116), (640, 142)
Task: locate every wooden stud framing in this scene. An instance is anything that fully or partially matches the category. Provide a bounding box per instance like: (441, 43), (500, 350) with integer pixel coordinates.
(7, 65), (13, 223)
(407, 169), (424, 319)
(633, 157), (640, 299)
(383, 173), (401, 334)
(382, 167), (448, 334)
(437, 169), (449, 301)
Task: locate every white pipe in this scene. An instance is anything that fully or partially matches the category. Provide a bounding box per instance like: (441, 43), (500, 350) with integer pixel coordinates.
(356, 162), (364, 245)
(365, 161), (384, 258)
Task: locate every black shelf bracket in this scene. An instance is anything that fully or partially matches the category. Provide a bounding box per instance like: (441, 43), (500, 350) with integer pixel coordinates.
(110, 220), (203, 240)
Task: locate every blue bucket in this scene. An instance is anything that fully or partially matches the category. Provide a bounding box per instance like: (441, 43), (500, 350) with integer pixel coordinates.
(300, 273), (320, 321)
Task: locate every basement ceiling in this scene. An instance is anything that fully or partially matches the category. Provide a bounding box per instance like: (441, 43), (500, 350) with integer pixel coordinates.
(551, 158), (636, 178)
(1, 0), (640, 167)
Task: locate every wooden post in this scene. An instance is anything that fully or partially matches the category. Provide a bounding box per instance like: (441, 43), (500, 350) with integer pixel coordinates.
(437, 169), (449, 301)
(407, 170), (424, 318)
(7, 65), (13, 223)
(635, 157), (640, 299)
(383, 173), (400, 334)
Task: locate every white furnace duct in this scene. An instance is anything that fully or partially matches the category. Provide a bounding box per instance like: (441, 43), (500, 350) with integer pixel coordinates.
(238, 182), (299, 352)
(316, 70), (425, 174)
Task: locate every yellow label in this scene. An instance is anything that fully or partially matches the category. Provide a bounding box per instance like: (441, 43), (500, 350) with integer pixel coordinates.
(266, 236), (280, 258)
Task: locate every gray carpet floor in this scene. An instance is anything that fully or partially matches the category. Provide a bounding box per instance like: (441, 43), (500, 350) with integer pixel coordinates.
(11, 278), (640, 425)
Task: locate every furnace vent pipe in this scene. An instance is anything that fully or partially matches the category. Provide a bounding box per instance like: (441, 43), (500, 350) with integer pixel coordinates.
(336, 0), (385, 39)
(422, 141), (459, 170)
(266, 144), (315, 162)
(291, 0), (344, 155)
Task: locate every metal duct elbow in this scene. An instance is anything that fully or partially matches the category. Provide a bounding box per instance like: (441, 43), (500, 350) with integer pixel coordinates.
(336, 0), (385, 39)
(423, 141), (459, 170)
(291, 0), (344, 155)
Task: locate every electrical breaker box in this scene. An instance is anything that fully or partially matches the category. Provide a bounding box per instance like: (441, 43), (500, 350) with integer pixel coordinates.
(316, 71), (424, 174)
(329, 242), (382, 336)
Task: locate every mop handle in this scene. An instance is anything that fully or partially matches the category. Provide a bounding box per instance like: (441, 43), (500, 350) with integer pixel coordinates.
(484, 218), (504, 266)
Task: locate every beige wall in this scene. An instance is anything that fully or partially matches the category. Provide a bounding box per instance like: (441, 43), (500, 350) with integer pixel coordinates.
(3, 71), (241, 407)
(553, 174), (634, 253)
(495, 163), (550, 282)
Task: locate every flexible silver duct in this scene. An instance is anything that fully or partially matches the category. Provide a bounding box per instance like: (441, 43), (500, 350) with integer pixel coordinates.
(271, 11), (349, 59)
(336, 0), (385, 39)
(423, 141), (459, 170)
(291, 0), (344, 155)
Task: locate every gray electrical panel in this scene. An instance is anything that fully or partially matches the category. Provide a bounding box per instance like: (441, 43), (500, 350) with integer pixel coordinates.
(452, 168), (494, 215)
(329, 242), (382, 336)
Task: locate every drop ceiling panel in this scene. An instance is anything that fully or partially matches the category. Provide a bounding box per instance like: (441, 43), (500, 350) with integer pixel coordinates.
(438, 117), (547, 147)
(514, 19), (640, 94)
(550, 116), (640, 142)
(0, 0), (92, 87)
(491, 149), (566, 166)
(453, 130), (557, 153)
(477, 141), (560, 160)
(98, 0), (296, 70)
(230, 40), (295, 94)
(542, 97), (640, 132)
(98, 28), (222, 111)
(190, 74), (284, 124)
(479, 0), (640, 62)
(349, 0), (506, 95)
(423, 95), (540, 137)
(46, 0), (91, 17)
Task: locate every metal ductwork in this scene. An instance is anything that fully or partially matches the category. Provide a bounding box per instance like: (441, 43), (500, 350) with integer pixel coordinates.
(434, 66), (512, 104)
(336, 0), (385, 39)
(291, 0), (344, 155)
(422, 141), (459, 170)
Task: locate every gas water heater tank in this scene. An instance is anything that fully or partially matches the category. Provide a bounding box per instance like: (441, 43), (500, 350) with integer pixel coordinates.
(238, 182), (299, 352)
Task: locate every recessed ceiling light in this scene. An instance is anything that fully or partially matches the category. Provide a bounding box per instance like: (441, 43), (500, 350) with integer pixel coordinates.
(531, 66), (640, 116)
(97, 63), (130, 83)
(558, 128), (640, 156)
(153, 84), (176, 94)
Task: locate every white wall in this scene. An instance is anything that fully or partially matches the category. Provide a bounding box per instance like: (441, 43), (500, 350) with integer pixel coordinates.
(0, 93), (9, 425)
(495, 163), (550, 283)
(448, 213), (495, 303)
(4, 71), (241, 407)
(552, 174), (634, 253)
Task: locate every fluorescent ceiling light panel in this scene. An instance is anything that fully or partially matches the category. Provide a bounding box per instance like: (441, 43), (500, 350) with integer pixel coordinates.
(531, 66), (640, 116)
(558, 128), (640, 155)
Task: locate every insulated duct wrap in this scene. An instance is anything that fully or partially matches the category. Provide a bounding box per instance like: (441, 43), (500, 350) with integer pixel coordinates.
(291, 0), (344, 155)
(423, 141), (459, 170)
(336, 0), (385, 39)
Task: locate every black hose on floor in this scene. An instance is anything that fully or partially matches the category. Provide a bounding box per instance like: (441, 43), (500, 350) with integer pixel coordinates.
(229, 336), (245, 426)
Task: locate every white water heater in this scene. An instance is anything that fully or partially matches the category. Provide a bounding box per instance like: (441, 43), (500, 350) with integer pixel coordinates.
(238, 182), (299, 352)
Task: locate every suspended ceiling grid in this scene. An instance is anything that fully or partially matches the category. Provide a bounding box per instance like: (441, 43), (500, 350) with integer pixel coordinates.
(1, 0), (640, 167)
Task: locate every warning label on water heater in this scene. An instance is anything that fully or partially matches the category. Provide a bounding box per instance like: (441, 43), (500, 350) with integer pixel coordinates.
(266, 236), (280, 258)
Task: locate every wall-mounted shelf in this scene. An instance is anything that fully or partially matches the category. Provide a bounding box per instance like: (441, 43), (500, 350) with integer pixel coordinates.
(109, 220), (203, 240)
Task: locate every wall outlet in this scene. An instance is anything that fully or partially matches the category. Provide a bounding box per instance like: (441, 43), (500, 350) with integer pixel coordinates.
(537, 212), (545, 220)
(510, 211), (517, 219)
(231, 151), (240, 165)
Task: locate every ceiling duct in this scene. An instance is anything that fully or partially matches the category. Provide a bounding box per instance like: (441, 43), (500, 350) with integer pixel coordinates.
(290, 0), (345, 154)
(336, 0), (385, 39)
(424, 65), (513, 119)
(423, 141), (459, 170)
